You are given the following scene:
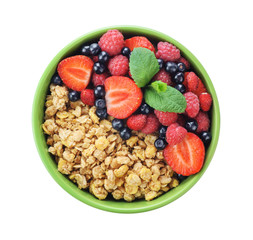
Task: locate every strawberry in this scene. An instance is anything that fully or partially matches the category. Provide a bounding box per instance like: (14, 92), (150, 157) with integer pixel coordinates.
(127, 114), (147, 131)
(194, 79), (207, 96)
(199, 92), (212, 111)
(104, 76), (143, 119)
(163, 133), (205, 176)
(57, 55), (94, 91)
(80, 89), (95, 106)
(125, 36), (155, 53)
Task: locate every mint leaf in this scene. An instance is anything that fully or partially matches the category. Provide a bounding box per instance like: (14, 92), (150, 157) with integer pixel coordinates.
(151, 81), (167, 93)
(144, 82), (187, 113)
(129, 48), (159, 87)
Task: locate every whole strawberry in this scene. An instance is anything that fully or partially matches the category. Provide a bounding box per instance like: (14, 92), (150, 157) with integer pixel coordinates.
(127, 114), (147, 131)
(199, 93), (212, 111)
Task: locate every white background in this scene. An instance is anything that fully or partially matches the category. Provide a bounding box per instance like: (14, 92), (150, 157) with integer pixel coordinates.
(1, 0), (252, 239)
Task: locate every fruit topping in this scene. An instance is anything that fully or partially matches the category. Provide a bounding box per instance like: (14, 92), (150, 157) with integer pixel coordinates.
(108, 55), (129, 76)
(166, 123), (187, 146)
(141, 113), (160, 134)
(80, 89), (95, 106)
(125, 36), (155, 53)
(156, 42), (181, 62)
(127, 114), (147, 131)
(154, 110), (178, 126)
(184, 92), (200, 118)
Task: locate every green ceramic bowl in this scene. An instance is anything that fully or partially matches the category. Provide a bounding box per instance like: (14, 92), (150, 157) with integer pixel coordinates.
(32, 26), (220, 213)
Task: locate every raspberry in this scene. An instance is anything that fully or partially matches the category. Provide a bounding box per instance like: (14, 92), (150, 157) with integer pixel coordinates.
(80, 89), (95, 106)
(177, 57), (190, 70)
(92, 72), (109, 87)
(127, 114), (147, 131)
(98, 30), (124, 56)
(155, 42), (181, 62)
(184, 92), (200, 118)
(195, 111), (210, 133)
(185, 72), (199, 92)
(152, 69), (172, 85)
(154, 110), (178, 126)
(141, 113), (160, 134)
(199, 92), (212, 111)
(166, 123), (187, 146)
(108, 55), (129, 76)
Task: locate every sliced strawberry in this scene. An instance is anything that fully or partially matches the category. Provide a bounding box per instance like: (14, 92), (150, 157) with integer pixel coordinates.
(125, 36), (155, 53)
(163, 133), (205, 176)
(57, 55), (94, 91)
(104, 76), (143, 119)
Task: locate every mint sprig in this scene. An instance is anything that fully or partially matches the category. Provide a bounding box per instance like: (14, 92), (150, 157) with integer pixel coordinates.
(129, 48), (159, 88)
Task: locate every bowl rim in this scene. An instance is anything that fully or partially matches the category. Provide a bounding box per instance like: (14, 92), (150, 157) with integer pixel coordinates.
(32, 25), (220, 213)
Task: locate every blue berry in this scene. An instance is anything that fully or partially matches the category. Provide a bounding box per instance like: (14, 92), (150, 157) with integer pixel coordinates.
(174, 83), (186, 93)
(177, 62), (186, 72)
(95, 99), (106, 109)
(68, 90), (80, 102)
(157, 59), (164, 69)
(139, 103), (152, 114)
(165, 62), (178, 74)
(185, 119), (198, 132)
(173, 72), (184, 84)
(89, 43), (101, 56)
(93, 62), (106, 74)
(94, 85), (105, 99)
(51, 73), (63, 85)
(159, 126), (167, 139)
(177, 174), (188, 182)
(80, 45), (90, 56)
(199, 131), (212, 147)
(154, 138), (167, 150)
(96, 108), (107, 119)
(98, 51), (109, 64)
(121, 47), (131, 58)
(112, 118), (124, 131)
(119, 127), (131, 140)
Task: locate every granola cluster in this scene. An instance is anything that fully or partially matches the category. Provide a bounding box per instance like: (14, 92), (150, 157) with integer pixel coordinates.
(42, 84), (179, 201)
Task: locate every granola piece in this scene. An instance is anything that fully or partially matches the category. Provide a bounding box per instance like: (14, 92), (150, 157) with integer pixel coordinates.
(145, 191), (157, 201)
(69, 174), (88, 189)
(100, 120), (112, 131)
(133, 149), (145, 161)
(137, 140), (147, 149)
(89, 106), (99, 124)
(116, 156), (130, 165)
(95, 136), (109, 151)
(140, 167), (152, 182)
(107, 134), (117, 142)
(169, 178), (179, 188)
(145, 145), (157, 158)
(112, 189), (124, 200)
(58, 158), (73, 174)
(110, 158), (121, 169)
(159, 175), (172, 185)
(63, 150), (75, 162)
(92, 165), (104, 179)
(132, 162), (143, 174)
(114, 165), (129, 178)
(126, 136), (138, 147)
(42, 119), (58, 135)
(126, 173), (141, 186)
(124, 193), (135, 202)
(144, 134), (157, 146)
(90, 183), (108, 200)
(82, 144), (96, 158)
(149, 180), (161, 191)
(156, 150), (164, 160)
(45, 105), (57, 117)
(93, 149), (106, 161)
(125, 184), (138, 194)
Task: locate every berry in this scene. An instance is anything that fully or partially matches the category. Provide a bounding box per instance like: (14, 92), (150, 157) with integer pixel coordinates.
(108, 55), (129, 76)
(98, 30), (124, 56)
(185, 119), (198, 132)
(154, 138), (167, 150)
(177, 57), (190, 70)
(98, 51), (110, 64)
(165, 61), (178, 74)
(163, 133), (205, 176)
(184, 92), (200, 118)
(139, 103), (152, 115)
(51, 73), (63, 85)
(80, 89), (95, 106)
(185, 72), (199, 92)
(166, 123), (187, 146)
(157, 59), (164, 69)
(95, 98), (106, 109)
(93, 62), (106, 74)
(57, 55), (93, 91)
(177, 62), (186, 72)
(127, 114), (147, 131)
(89, 43), (101, 56)
(153, 69), (172, 86)
(199, 131), (212, 147)
(68, 90), (80, 102)
(195, 111), (210, 133)
(92, 72), (109, 87)
(94, 85), (105, 99)
(120, 127), (132, 140)
(194, 79), (207, 96)
(154, 110), (178, 126)
(159, 126), (167, 139)
(96, 108), (107, 119)
(112, 118), (124, 131)
(156, 42), (181, 62)
(104, 76), (143, 119)
(141, 113), (160, 134)
(125, 36), (155, 53)
(177, 174), (188, 182)
(174, 83), (186, 93)
(173, 72), (184, 84)
(121, 47), (131, 58)
(80, 45), (90, 56)
(199, 93), (212, 111)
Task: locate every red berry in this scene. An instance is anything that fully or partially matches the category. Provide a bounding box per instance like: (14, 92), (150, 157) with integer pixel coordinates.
(155, 42), (181, 62)
(108, 55), (129, 76)
(125, 36), (155, 53)
(127, 114), (147, 131)
(141, 113), (160, 134)
(177, 57), (190, 70)
(163, 133), (205, 176)
(185, 72), (199, 92)
(194, 79), (207, 96)
(195, 111), (210, 133)
(98, 29), (124, 56)
(166, 123), (187, 146)
(104, 76), (143, 119)
(80, 89), (95, 106)
(57, 55), (93, 91)
(154, 110), (178, 126)
(92, 72), (109, 87)
(152, 69), (172, 85)
(199, 93), (212, 111)
(184, 92), (200, 118)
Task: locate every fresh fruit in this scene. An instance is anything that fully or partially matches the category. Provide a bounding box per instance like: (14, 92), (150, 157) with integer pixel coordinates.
(184, 92), (200, 118)
(98, 29), (125, 56)
(92, 72), (109, 87)
(177, 62), (186, 72)
(108, 55), (129, 76)
(199, 131), (212, 146)
(177, 174), (188, 182)
(126, 114), (147, 131)
(96, 108), (107, 119)
(199, 93), (212, 111)
(141, 113), (160, 134)
(153, 69), (172, 86)
(80, 45), (90, 56)
(165, 61), (178, 74)
(154, 138), (167, 150)
(195, 111), (210, 133)
(174, 83), (186, 94)
(89, 43), (101, 56)
(119, 127), (132, 140)
(57, 55), (94, 91)
(154, 110), (178, 126)
(185, 118), (198, 132)
(94, 85), (106, 99)
(185, 72), (199, 92)
(104, 76), (143, 119)
(138, 103), (152, 115)
(177, 57), (190, 70)
(51, 73), (63, 85)
(95, 99), (106, 109)
(98, 51), (110, 64)
(80, 89), (95, 106)
(173, 72), (184, 84)
(157, 59), (164, 69)
(68, 90), (80, 102)
(156, 42), (181, 62)
(159, 126), (167, 139)
(112, 118), (124, 131)
(93, 62), (106, 74)
(121, 47), (131, 58)
(163, 132), (205, 176)
(125, 36), (155, 53)
(166, 123), (187, 146)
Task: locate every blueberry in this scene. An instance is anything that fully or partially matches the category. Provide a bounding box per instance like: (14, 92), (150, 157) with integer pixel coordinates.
(98, 51), (109, 64)
(51, 73), (63, 85)
(68, 90), (80, 102)
(157, 59), (164, 69)
(165, 62), (178, 74)
(199, 131), (212, 147)
(95, 108), (107, 119)
(154, 138), (167, 150)
(89, 43), (101, 56)
(94, 85), (105, 99)
(139, 103), (152, 114)
(177, 174), (188, 182)
(93, 62), (106, 74)
(112, 118), (124, 131)
(119, 127), (132, 140)
(121, 47), (131, 58)
(174, 83), (186, 93)
(80, 45), (90, 56)
(185, 119), (198, 132)
(177, 62), (186, 72)
(159, 126), (167, 139)
(95, 99), (106, 109)
(173, 72), (184, 84)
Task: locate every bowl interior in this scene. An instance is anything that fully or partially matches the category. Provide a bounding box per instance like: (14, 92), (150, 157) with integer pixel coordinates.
(32, 26), (220, 213)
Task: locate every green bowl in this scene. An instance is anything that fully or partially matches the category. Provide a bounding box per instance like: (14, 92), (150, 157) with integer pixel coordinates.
(32, 26), (220, 213)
